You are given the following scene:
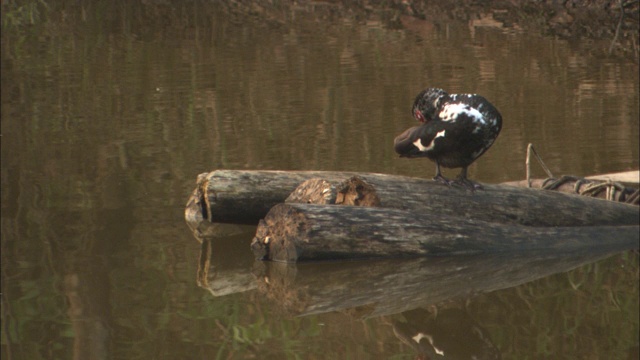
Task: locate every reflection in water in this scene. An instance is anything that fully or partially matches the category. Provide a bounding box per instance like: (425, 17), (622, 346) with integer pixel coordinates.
(1, 2), (638, 359)
(394, 308), (500, 360)
(248, 249), (622, 318)
(64, 273), (110, 360)
(196, 234), (256, 297)
(199, 228), (630, 358)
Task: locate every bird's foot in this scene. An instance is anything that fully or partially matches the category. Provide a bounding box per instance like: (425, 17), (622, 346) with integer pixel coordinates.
(453, 176), (483, 191)
(433, 174), (454, 187)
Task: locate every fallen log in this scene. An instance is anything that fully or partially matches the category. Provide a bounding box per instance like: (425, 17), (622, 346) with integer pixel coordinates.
(250, 203), (639, 262)
(186, 170), (639, 228)
(587, 170), (639, 186)
(285, 176), (639, 227)
(503, 176), (639, 205)
(186, 170), (360, 225)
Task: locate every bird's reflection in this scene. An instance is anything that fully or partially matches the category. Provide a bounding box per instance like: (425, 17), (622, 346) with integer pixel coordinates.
(393, 307), (500, 360)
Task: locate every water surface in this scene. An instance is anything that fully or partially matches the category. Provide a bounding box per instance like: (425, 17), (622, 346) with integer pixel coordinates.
(1, 3), (638, 359)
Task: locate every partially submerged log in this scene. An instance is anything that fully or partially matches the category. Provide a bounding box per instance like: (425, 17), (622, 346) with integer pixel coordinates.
(186, 170), (639, 263)
(186, 170), (639, 228)
(285, 176), (639, 227)
(250, 203), (639, 262)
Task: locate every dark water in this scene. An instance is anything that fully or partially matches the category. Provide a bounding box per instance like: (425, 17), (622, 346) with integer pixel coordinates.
(1, 3), (638, 359)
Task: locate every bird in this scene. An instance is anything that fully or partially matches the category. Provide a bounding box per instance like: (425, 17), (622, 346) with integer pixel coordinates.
(394, 88), (502, 190)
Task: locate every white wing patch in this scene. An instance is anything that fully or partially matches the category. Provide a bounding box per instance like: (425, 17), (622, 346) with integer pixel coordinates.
(413, 130), (446, 152)
(439, 103), (485, 124)
(412, 333), (445, 356)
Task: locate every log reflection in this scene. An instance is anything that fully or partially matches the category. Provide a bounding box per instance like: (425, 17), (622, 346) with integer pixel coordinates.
(193, 226), (257, 297)
(251, 248), (622, 318)
(194, 232), (627, 358)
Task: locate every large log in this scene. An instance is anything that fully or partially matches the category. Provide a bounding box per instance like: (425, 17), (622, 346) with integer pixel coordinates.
(285, 176), (639, 227)
(250, 203), (639, 262)
(186, 170), (639, 227)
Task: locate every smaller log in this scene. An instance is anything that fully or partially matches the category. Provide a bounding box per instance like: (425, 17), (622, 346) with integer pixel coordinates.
(251, 203), (639, 262)
(189, 170), (362, 225)
(503, 176), (639, 205)
(587, 170), (639, 186)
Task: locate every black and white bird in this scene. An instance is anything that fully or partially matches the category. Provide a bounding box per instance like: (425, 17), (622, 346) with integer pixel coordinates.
(394, 88), (502, 190)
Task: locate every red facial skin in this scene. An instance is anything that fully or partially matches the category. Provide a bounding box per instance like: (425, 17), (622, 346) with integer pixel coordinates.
(414, 109), (426, 123)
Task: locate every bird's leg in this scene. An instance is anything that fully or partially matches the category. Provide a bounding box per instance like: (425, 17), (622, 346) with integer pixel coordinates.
(433, 161), (452, 186)
(454, 167), (483, 191)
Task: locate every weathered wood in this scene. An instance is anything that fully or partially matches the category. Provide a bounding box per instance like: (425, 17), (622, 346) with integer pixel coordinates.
(587, 170), (639, 186)
(187, 170), (363, 225)
(187, 170), (640, 227)
(252, 248), (624, 317)
(287, 175), (639, 226)
(185, 172), (211, 235)
(251, 203), (639, 262)
(286, 176), (381, 206)
(503, 177), (639, 205)
(285, 179), (339, 204)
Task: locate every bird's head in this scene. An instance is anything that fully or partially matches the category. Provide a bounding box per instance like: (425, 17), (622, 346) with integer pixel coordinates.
(412, 88), (448, 123)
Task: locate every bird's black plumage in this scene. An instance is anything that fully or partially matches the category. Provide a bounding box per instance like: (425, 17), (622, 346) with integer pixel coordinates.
(394, 88), (502, 189)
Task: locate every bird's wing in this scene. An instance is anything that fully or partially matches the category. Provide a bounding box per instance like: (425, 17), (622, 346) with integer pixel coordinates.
(393, 123), (449, 158)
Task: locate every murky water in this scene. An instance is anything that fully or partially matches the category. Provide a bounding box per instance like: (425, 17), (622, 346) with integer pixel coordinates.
(2, 3), (638, 359)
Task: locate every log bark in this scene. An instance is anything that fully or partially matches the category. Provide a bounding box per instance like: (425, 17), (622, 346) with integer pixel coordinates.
(186, 170), (639, 227)
(286, 176), (381, 206)
(285, 175), (639, 226)
(250, 203), (639, 262)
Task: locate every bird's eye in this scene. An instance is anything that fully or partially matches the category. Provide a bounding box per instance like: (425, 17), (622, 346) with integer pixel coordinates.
(414, 110), (425, 122)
